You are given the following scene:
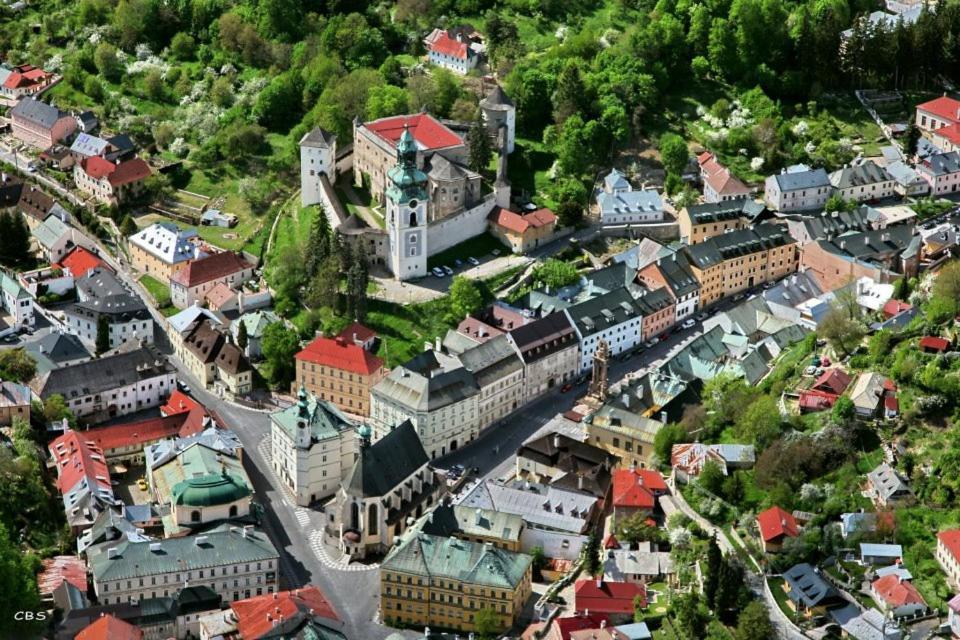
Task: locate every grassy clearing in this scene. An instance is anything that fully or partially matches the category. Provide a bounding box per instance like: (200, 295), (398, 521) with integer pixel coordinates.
(508, 137), (558, 208)
(427, 232), (507, 270)
(139, 274), (171, 308)
(365, 297), (455, 367)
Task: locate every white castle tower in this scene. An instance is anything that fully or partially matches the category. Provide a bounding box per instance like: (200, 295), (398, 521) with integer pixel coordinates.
(299, 127), (337, 207)
(480, 85), (516, 154)
(386, 125), (429, 280)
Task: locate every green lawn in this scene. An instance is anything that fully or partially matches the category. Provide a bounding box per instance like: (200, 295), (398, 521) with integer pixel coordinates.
(365, 297), (455, 367)
(427, 232), (508, 270)
(508, 137), (558, 208)
(140, 275), (170, 307)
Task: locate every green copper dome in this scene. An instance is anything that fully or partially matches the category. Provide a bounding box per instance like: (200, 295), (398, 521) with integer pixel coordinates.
(172, 473), (251, 507)
(386, 125), (427, 202)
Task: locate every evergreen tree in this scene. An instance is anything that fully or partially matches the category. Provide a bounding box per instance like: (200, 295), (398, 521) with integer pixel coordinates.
(95, 315), (110, 355)
(704, 535), (722, 609)
(9, 213), (30, 269)
(305, 209), (331, 279)
(714, 557), (746, 624)
(583, 530), (601, 576)
(120, 215), (138, 237)
(0, 211), (12, 267)
(553, 60), (587, 123)
(345, 242), (369, 321)
(236, 320), (248, 352)
(467, 115), (492, 173)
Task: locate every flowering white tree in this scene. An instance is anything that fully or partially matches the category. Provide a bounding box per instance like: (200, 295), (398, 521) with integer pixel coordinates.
(669, 527), (692, 547)
(750, 157), (764, 171)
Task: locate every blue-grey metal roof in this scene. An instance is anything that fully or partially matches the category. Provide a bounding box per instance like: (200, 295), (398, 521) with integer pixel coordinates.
(774, 167), (831, 191)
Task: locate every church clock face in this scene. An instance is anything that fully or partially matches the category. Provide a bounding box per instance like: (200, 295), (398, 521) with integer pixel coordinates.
(408, 199), (418, 209)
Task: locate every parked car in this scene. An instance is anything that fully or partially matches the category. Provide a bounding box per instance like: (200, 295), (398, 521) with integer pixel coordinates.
(454, 259), (464, 268)
(177, 380), (191, 393)
(467, 256), (480, 266)
(804, 365), (817, 375)
(432, 266), (445, 277)
(696, 312), (708, 321)
(560, 383), (573, 393)
(442, 265), (454, 276)
(137, 479), (148, 491)
(682, 319), (696, 329)
(644, 338), (659, 348)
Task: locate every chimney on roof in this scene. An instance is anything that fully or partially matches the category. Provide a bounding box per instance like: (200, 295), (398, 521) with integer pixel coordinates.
(600, 620), (607, 629)
(578, 475), (584, 490)
(553, 433), (561, 449)
(435, 336), (441, 352)
(475, 508), (482, 525)
(596, 577), (602, 589)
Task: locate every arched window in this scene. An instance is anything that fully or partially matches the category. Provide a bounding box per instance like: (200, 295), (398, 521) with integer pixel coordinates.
(408, 211), (417, 227)
(229, 505), (238, 518)
(368, 503), (378, 536)
(350, 502), (360, 530)
(191, 510), (201, 522)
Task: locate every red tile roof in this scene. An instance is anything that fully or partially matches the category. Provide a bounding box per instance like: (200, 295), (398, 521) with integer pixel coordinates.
(80, 156), (117, 179)
(336, 322), (377, 344)
(458, 316), (503, 341)
(3, 65), (50, 90)
(884, 395), (899, 414)
(552, 613), (612, 640)
(920, 336), (950, 352)
(363, 113), (463, 151)
(871, 574), (926, 608)
(429, 31), (469, 59)
(812, 369), (852, 395)
(756, 505), (799, 543)
(574, 579), (647, 614)
(79, 413), (202, 453)
(488, 207), (557, 234)
(55, 246), (106, 279)
(917, 96), (960, 125)
(160, 390), (209, 433)
(169, 251), (253, 288)
(603, 533), (620, 550)
(296, 335), (385, 376)
(48, 430), (111, 495)
(107, 158), (151, 187)
(798, 389), (838, 412)
(76, 614), (143, 640)
(231, 586), (339, 640)
(38, 555), (87, 595)
(934, 123), (960, 147)
(882, 299), (912, 318)
(698, 151), (750, 196)
(612, 469), (668, 509)
(939, 530), (960, 563)
(882, 378), (898, 392)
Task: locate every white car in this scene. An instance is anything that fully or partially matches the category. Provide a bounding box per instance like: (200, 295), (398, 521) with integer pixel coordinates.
(431, 267), (445, 277)
(681, 319), (696, 329)
(467, 256), (480, 266)
(442, 265), (454, 276)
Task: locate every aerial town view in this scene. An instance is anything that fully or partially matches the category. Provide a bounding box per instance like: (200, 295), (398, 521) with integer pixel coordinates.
(3, 0), (960, 639)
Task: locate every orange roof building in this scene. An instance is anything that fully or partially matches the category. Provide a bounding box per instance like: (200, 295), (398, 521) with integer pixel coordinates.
(611, 468), (668, 517)
(756, 505), (799, 553)
(74, 157), (151, 206)
(75, 614), (143, 640)
(488, 207), (558, 253)
(295, 335), (386, 416)
(229, 586), (340, 640)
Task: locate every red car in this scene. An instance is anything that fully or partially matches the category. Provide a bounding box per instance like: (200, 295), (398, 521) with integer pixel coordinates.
(560, 383), (573, 393)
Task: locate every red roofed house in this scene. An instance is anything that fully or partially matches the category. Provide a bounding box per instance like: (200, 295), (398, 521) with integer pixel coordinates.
(488, 207), (558, 253)
(536, 613), (612, 640)
(920, 335), (951, 354)
(168, 251), (255, 309)
(937, 529), (960, 588)
(48, 429), (116, 533)
(73, 156), (152, 205)
(0, 64), (54, 100)
(338, 322), (378, 351)
(756, 505), (800, 553)
(811, 368), (853, 395)
(201, 586), (342, 640)
(698, 152), (752, 203)
(574, 579), (647, 622)
(882, 299), (913, 319)
(79, 410), (207, 464)
(353, 113), (466, 205)
(933, 122), (960, 153)
(798, 389), (840, 413)
(37, 555), (87, 604)
(55, 246), (107, 279)
(871, 573), (928, 617)
(611, 468), (668, 520)
(916, 95), (960, 133)
(424, 26), (483, 75)
(75, 614), (143, 640)
(295, 332), (386, 416)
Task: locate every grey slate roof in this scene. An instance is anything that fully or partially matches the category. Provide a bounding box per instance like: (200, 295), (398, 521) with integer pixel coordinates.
(33, 214), (71, 250)
(427, 154), (476, 181)
(88, 524), (277, 582)
(11, 97), (66, 129)
(479, 85), (514, 109)
(829, 160), (893, 189)
(797, 207), (872, 240)
(565, 287), (639, 337)
(374, 349), (478, 413)
(921, 151), (960, 176)
(23, 332), (91, 370)
(773, 167), (831, 191)
(69, 133), (110, 158)
(458, 479), (595, 533)
(419, 503), (524, 543)
(783, 563), (841, 608)
(685, 197), (765, 224)
(70, 268), (148, 318)
(344, 420), (429, 498)
(815, 224), (915, 263)
(456, 334), (523, 387)
(598, 189), (662, 218)
(867, 463), (910, 503)
(300, 127), (336, 149)
(507, 312), (577, 364)
(684, 223), (794, 269)
(32, 344), (173, 400)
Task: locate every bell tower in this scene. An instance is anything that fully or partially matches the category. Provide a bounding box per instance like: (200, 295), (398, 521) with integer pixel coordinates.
(386, 124), (429, 280)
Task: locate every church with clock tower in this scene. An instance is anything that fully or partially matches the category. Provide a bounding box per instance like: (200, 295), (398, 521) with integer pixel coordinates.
(385, 126), (429, 279)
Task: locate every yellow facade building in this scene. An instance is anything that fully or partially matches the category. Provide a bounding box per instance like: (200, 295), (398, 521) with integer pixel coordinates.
(684, 223), (798, 308)
(380, 530), (532, 634)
